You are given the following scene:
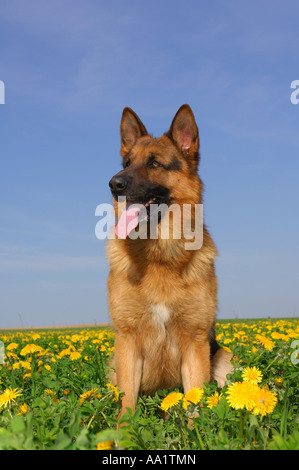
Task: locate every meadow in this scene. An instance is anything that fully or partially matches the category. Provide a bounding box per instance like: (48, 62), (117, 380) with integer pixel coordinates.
(0, 318), (298, 450)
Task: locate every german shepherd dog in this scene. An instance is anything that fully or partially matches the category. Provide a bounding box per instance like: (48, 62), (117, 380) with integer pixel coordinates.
(107, 105), (232, 419)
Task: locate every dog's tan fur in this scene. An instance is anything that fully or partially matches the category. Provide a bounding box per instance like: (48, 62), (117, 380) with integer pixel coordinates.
(107, 105), (232, 418)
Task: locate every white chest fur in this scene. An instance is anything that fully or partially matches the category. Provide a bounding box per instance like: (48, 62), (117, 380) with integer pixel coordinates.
(149, 303), (171, 330)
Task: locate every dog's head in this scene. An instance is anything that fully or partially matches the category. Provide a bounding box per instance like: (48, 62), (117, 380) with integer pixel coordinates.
(109, 105), (202, 238)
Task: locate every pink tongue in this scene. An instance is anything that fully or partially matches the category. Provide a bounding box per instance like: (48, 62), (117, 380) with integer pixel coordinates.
(115, 203), (143, 239)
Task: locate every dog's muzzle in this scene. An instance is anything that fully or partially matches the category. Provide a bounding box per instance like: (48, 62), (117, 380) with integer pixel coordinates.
(109, 174), (129, 196)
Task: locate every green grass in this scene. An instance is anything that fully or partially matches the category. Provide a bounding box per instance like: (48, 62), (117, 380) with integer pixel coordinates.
(0, 318), (298, 450)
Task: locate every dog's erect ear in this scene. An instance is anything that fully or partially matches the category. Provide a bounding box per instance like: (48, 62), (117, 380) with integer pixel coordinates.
(120, 107), (148, 156)
(166, 104), (199, 170)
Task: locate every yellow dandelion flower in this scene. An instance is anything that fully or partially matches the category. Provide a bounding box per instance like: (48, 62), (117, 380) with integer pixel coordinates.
(226, 381), (258, 411)
(242, 366), (263, 384)
(161, 392), (184, 411)
(275, 378), (283, 387)
(287, 331), (299, 339)
(256, 335), (275, 351)
(6, 342), (19, 351)
(18, 403), (29, 415)
(97, 440), (114, 450)
(69, 351), (81, 361)
(20, 344), (44, 356)
(251, 387), (277, 416)
(6, 352), (18, 360)
(19, 360), (31, 370)
(106, 383), (120, 402)
(183, 387), (204, 410)
(271, 332), (289, 341)
(32, 333), (41, 341)
(206, 391), (222, 409)
(271, 332), (282, 340)
(56, 348), (71, 359)
(71, 334), (81, 343)
(79, 388), (99, 405)
(0, 387), (22, 408)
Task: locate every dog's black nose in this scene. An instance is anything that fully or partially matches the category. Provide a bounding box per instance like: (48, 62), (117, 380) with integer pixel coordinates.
(109, 174), (128, 194)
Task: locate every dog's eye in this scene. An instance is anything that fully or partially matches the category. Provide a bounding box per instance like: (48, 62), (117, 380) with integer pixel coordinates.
(124, 158), (131, 168)
(150, 160), (161, 168)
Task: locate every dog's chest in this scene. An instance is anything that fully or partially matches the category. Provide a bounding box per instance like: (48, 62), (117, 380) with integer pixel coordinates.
(149, 303), (171, 330)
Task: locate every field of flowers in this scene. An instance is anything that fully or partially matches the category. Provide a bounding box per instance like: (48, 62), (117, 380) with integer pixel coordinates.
(0, 318), (298, 450)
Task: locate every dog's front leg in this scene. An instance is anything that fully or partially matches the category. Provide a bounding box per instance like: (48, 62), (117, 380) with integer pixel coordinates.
(181, 335), (210, 429)
(115, 331), (143, 421)
(181, 334), (210, 392)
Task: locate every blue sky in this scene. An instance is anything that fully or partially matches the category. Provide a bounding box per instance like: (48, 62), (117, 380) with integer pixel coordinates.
(0, 0), (298, 328)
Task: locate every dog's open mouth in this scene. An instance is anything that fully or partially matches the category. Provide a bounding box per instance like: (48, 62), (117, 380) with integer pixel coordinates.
(115, 197), (168, 239)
